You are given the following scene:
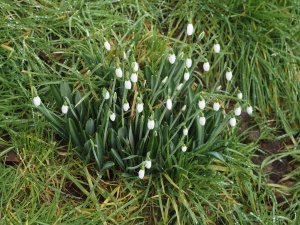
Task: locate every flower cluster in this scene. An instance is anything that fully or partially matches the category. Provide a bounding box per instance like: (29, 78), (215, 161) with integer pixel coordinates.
(33, 22), (255, 180)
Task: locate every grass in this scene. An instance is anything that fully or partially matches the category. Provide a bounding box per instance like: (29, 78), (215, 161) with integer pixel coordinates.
(0, 0), (299, 224)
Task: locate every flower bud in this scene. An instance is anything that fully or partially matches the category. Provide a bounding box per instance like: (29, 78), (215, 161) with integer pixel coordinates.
(176, 83), (183, 91)
(115, 67), (123, 78)
(186, 58), (192, 68)
(103, 90), (110, 100)
(104, 41), (111, 51)
(133, 62), (139, 72)
(123, 102), (130, 112)
(33, 96), (41, 107)
(136, 103), (144, 113)
(184, 72), (190, 81)
(130, 73), (138, 83)
(237, 92), (243, 99)
(213, 43), (220, 53)
(203, 62), (210, 72)
(166, 98), (172, 110)
(61, 105), (68, 114)
(229, 117), (237, 127)
(182, 145), (187, 152)
(199, 116), (206, 126)
(213, 102), (220, 111)
(198, 99), (206, 110)
(138, 169), (145, 179)
(145, 160), (152, 169)
(109, 113), (116, 121)
(147, 119), (155, 130)
(247, 106), (253, 115)
(162, 76), (168, 84)
(183, 128), (188, 136)
(225, 71), (233, 81)
(186, 23), (194, 36)
(234, 107), (241, 116)
(168, 54), (176, 64)
(125, 80), (132, 90)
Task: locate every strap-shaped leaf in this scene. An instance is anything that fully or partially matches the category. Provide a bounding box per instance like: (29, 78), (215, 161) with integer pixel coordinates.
(85, 118), (95, 136)
(68, 118), (83, 149)
(60, 82), (72, 100)
(111, 148), (125, 170)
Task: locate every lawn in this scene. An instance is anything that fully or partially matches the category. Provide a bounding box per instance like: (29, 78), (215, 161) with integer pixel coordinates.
(0, 0), (299, 224)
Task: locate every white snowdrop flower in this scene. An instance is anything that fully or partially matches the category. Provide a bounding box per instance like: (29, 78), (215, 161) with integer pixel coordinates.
(186, 23), (194, 36)
(186, 58), (192, 68)
(182, 145), (187, 152)
(213, 102), (221, 111)
(199, 116), (206, 126)
(247, 106), (253, 115)
(162, 76), (168, 84)
(138, 169), (145, 179)
(225, 71), (233, 81)
(183, 128), (188, 136)
(229, 117), (237, 127)
(61, 105), (68, 114)
(115, 67), (123, 78)
(145, 160), (152, 169)
(168, 54), (176, 64)
(33, 96), (41, 106)
(136, 103), (144, 113)
(124, 80), (132, 90)
(147, 119), (155, 130)
(184, 72), (190, 81)
(237, 92), (243, 99)
(104, 41), (111, 51)
(133, 62), (139, 72)
(123, 102), (130, 112)
(123, 51), (127, 60)
(166, 98), (172, 110)
(181, 105), (187, 111)
(198, 99), (206, 110)
(234, 107), (242, 116)
(130, 73), (138, 83)
(213, 43), (221, 53)
(103, 91), (110, 100)
(109, 113), (116, 121)
(203, 62), (210, 72)
(176, 83), (183, 91)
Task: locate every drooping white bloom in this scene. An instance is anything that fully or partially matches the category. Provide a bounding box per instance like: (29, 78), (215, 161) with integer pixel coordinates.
(61, 105), (68, 114)
(203, 62), (210, 72)
(186, 58), (192, 68)
(234, 107), (242, 116)
(115, 67), (123, 78)
(247, 106), (253, 115)
(162, 76), (168, 84)
(133, 62), (139, 72)
(104, 41), (111, 51)
(124, 80), (132, 90)
(237, 92), (243, 99)
(213, 102), (220, 111)
(181, 105), (187, 111)
(136, 103), (144, 113)
(109, 113), (116, 121)
(198, 99), (206, 110)
(138, 169), (145, 179)
(182, 145), (187, 152)
(186, 23), (194, 36)
(184, 72), (190, 81)
(166, 98), (172, 110)
(176, 83), (183, 91)
(213, 43), (220, 53)
(229, 117), (237, 127)
(183, 128), (188, 136)
(123, 102), (130, 112)
(145, 160), (152, 169)
(103, 90), (110, 100)
(168, 54), (176, 64)
(225, 71), (233, 81)
(199, 116), (206, 126)
(147, 119), (155, 130)
(123, 51), (127, 60)
(33, 96), (41, 106)
(130, 73), (138, 83)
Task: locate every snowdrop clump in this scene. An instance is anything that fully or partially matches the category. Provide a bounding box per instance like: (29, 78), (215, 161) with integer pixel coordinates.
(34, 21), (256, 180)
